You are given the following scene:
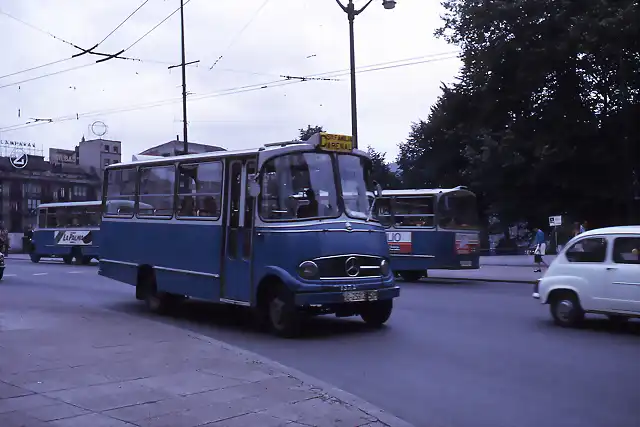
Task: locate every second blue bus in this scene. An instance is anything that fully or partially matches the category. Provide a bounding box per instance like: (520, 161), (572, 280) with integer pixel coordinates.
(377, 187), (481, 281)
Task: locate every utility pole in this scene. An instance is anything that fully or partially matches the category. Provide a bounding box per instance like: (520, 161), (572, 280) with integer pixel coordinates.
(168, 0), (199, 155)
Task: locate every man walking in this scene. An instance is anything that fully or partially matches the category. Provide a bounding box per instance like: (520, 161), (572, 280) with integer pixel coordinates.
(533, 227), (547, 273)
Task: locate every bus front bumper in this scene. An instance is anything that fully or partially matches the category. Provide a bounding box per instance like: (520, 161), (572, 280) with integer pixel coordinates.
(294, 286), (400, 307)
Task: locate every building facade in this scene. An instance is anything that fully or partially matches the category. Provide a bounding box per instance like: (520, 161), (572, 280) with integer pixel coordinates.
(139, 137), (225, 157)
(0, 155), (101, 233)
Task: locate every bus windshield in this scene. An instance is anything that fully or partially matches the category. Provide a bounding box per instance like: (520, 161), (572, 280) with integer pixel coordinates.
(259, 152), (374, 221)
(437, 191), (479, 230)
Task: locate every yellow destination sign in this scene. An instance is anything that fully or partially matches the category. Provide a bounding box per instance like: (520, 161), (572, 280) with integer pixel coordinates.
(319, 133), (353, 152)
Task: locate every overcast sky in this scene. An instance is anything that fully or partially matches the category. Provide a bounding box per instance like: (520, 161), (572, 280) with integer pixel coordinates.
(0, 0), (460, 162)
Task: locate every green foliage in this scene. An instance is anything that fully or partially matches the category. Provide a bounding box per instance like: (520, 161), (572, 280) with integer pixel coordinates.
(398, 0), (640, 228)
(366, 146), (401, 189)
(298, 125), (324, 141)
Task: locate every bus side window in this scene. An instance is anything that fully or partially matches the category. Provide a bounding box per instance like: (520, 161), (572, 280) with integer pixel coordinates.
(139, 165), (175, 218)
(177, 161), (223, 219)
(105, 168), (136, 217)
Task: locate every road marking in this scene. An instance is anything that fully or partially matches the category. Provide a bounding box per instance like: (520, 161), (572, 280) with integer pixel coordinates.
(33, 273), (48, 276)
(4, 273), (17, 277)
(68, 271), (83, 274)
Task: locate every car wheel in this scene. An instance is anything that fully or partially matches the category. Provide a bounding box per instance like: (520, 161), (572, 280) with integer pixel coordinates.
(360, 299), (393, 327)
(267, 289), (301, 338)
(399, 271), (423, 282)
(550, 292), (584, 327)
(30, 254), (41, 263)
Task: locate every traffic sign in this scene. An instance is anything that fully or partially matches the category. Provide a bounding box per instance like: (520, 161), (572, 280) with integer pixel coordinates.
(548, 215), (562, 227)
(9, 148), (28, 169)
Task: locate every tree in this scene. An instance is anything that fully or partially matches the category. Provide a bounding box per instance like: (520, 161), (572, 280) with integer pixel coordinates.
(367, 146), (400, 189)
(403, 0), (640, 228)
(298, 125), (324, 141)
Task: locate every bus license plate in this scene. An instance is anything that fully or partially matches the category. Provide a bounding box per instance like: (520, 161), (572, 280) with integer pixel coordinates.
(460, 261), (472, 267)
(343, 290), (378, 302)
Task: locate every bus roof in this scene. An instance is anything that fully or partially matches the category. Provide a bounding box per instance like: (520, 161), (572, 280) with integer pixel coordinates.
(107, 133), (368, 170)
(39, 201), (102, 209)
(381, 187), (473, 197)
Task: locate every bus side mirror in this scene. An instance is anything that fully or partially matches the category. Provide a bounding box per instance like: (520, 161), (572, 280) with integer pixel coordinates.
(248, 177), (261, 197)
(373, 181), (382, 198)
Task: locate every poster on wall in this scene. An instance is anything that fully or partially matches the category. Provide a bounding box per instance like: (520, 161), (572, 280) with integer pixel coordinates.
(54, 230), (93, 246)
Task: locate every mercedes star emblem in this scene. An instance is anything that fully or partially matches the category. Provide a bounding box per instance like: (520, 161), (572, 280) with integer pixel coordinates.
(345, 257), (360, 277)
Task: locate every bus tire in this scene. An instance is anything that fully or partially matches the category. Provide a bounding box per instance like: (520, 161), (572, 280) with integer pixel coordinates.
(138, 267), (169, 315)
(62, 256), (73, 265)
(81, 256), (92, 265)
(30, 254), (41, 263)
(263, 284), (302, 338)
(399, 271), (423, 282)
(360, 299), (393, 327)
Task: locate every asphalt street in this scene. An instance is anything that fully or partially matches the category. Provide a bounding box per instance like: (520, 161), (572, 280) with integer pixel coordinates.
(2, 258), (638, 427)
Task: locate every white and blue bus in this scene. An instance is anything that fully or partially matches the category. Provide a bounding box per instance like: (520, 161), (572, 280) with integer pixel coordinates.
(99, 133), (399, 337)
(377, 187), (481, 281)
(31, 201), (103, 264)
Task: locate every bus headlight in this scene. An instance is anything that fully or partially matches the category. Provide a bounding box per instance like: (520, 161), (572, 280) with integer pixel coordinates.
(298, 261), (319, 279)
(380, 259), (390, 276)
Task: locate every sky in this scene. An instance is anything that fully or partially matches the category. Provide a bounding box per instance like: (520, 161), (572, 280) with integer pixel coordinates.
(0, 0), (461, 162)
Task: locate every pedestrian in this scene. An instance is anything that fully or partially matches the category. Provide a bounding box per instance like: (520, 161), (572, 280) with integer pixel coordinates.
(573, 222), (581, 237)
(580, 221), (586, 234)
(532, 227), (548, 273)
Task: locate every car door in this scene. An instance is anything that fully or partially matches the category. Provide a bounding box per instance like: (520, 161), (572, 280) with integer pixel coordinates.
(563, 236), (609, 311)
(607, 235), (640, 313)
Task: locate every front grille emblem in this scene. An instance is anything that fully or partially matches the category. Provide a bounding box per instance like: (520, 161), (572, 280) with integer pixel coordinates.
(345, 222), (353, 232)
(345, 256), (360, 277)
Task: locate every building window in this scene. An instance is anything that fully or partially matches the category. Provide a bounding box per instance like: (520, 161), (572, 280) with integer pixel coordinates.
(104, 159), (110, 168)
(22, 182), (42, 197)
(73, 186), (87, 198)
(27, 199), (40, 213)
(113, 146), (118, 153)
(104, 145), (110, 152)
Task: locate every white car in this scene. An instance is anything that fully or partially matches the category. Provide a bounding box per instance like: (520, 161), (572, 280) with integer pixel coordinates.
(533, 226), (640, 327)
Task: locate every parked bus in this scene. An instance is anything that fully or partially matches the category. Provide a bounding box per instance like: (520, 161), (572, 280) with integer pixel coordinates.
(99, 133), (399, 337)
(377, 187), (481, 281)
(31, 201), (102, 264)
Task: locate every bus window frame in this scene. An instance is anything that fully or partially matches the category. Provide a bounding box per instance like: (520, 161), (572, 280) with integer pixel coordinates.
(257, 151), (343, 223)
(391, 196), (436, 229)
(175, 160), (224, 222)
(104, 167), (138, 219)
(137, 164), (176, 220)
(374, 196), (394, 228)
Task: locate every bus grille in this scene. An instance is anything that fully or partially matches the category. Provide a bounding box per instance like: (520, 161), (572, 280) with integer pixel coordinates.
(314, 255), (383, 279)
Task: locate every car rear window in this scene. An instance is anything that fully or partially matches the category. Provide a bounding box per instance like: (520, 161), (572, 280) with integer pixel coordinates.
(613, 237), (640, 265)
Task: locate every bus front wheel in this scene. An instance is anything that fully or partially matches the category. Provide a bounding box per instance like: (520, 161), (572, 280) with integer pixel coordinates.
(264, 287), (301, 338)
(62, 256), (73, 265)
(30, 254), (41, 263)
(360, 299), (393, 327)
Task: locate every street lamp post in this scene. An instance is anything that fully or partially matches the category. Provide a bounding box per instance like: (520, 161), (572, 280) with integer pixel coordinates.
(335, 0), (396, 149)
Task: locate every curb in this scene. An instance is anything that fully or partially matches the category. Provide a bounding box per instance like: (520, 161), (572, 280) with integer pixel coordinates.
(428, 277), (537, 285)
(118, 309), (415, 427)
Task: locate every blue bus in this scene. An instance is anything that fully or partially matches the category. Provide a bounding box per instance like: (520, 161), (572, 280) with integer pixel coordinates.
(31, 201), (102, 264)
(99, 132), (399, 337)
(376, 187), (481, 281)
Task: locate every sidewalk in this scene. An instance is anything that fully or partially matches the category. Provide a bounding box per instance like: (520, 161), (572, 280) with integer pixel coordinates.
(0, 286), (412, 426)
(480, 255), (557, 267)
(428, 265), (541, 284)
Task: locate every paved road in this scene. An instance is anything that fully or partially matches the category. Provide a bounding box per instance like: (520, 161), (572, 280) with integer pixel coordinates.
(3, 259), (639, 427)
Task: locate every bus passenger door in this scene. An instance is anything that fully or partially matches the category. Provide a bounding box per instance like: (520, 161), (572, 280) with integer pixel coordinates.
(221, 159), (256, 304)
